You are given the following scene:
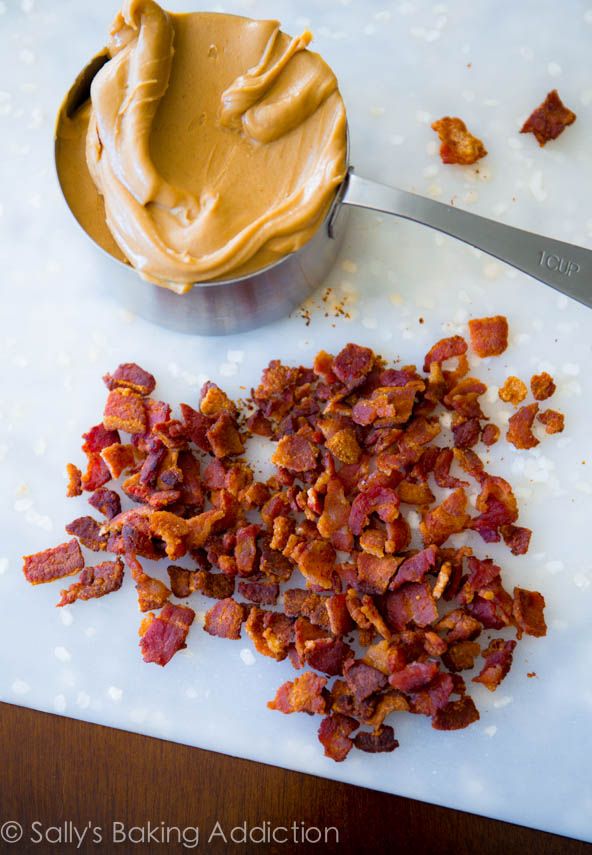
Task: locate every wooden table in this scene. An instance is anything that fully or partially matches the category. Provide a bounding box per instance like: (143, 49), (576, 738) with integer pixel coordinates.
(1, 702), (586, 854)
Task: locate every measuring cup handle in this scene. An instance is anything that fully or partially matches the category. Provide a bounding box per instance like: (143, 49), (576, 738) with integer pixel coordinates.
(342, 172), (592, 309)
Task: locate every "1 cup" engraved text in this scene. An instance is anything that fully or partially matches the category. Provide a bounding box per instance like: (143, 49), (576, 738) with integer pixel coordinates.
(538, 250), (580, 276)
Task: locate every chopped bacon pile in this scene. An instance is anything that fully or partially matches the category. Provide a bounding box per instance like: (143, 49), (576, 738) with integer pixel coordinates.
(520, 89), (576, 147)
(431, 117), (487, 165)
(22, 327), (554, 760)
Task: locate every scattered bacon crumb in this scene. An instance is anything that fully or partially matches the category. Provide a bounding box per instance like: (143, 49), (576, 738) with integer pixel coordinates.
(66, 463), (82, 497)
(140, 603), (195, 666)
(431, 117), (487, 165)
(22, 339), (555, 760)
(538, 409), (564, 434)
(530, 372), (556, 402)
(521, 89), (576, 147)
(23, 539), (84, 585)
(468, 316), (509, 358)
(507, 403), (539, 450)
(499, 376), (527, 406)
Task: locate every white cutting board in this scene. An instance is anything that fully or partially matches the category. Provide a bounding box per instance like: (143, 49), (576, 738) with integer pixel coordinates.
(1, 0), (591, 842)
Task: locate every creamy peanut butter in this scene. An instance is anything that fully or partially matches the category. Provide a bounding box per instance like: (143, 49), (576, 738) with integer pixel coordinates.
(55, 0), (347, 293)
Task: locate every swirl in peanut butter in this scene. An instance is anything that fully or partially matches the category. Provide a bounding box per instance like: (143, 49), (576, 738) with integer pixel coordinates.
(56, 0), (347, 292)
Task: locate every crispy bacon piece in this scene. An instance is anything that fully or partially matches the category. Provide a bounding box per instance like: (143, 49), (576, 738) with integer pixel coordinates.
(432, 117), (487, 165)
(103, 389), (147, 434)
(507, 403), (539, 450)
(23, 539), (84, 585)
(66, 463), (82, 497)
(317, 477), (352, 552)
(292, 539), (335, 589)
(246, 608), (292, 660)
(538, 409), (564, 434)
(512, 587), (547, 639)
(530, 372), (556, 401)
(149, 511), (188, 560)
(468, 316), (509, 358)
(499, 376), (527, 406)
(357, 553), (400, 595)
(473, 639), (516, 691)
(326, 593), (354, 635)
(284, 589), (329, 629)
(423, 335), (468, 372)
(204, 597), (246, 640)
(481, 423), (500, 447)
(65, 516), (108, 551)
(268, 672), (328, 715)
(238, 578), (279, 605)
(521, 89), (576, 146)
(390, 545), (437, 591)
(103, 363), (156, 396)
(89, 487), (121, 520)
(432, 695), (480, 730)
(363, 690), (410, 728)
(354, 725), (399, 753)
(389, 661), (439, 693)
(471, 475), (518, 543)
(501, 524), (531, 556)
(385, 582), (438, 631)
(140, 603), (195, 666)
(305, 637), (353, 676)
(349, 485), (400, 536)
(318, 713), (358, 762)
(200, 382), (236, 417)
(81, 453), (111, 492)
(82, 423), (121, 454)
(333, 343), (374, 388)
(326, 428), (362, 464)
(272, 434), (318, 472)
(420, 488), (469, 546)
(343, 659), (388, 702)
(442, 641), (480, 673)
(433, 448), (466, 489)
(58, 559), (124, 606)
(452, 417), (481, 449)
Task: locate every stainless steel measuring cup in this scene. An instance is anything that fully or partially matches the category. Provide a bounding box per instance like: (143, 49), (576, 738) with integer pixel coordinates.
(56, 54), (592, 336)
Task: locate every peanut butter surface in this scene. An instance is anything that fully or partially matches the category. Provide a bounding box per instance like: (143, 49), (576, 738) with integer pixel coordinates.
(55, 0), (347, 292)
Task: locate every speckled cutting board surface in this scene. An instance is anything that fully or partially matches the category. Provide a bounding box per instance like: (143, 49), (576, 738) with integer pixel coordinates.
(2, 0), (592, 843)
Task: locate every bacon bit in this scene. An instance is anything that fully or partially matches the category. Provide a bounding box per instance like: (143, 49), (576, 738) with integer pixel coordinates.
(318, 713), (358, 762)
(390, 545), (437, 591)
(349, 485), (400, 536)
(359, 595), (392, 640)
(481, 424), (500, 447)
(501, 524), (532, 556)
(82, 423), (121, 453)
(100, 442), (135, 479)
(246, 608), (292, 660)
(530, 371), (556, 402)
(196, 571), (235, 600)
(433, 448), (466, 489)
(305, 637), (354, 676)
(521, 89), (576, 146)
(499, 376), (527, 406)
(149, 511), (188, 560)
(326, 428), (362, 464)
(362, 691), (410, 729)
(507, 403), (539, 450)
(420, 488), (470, 546)
(354, 725), (399, 753)
(238, 579), (279, 605)
(204, 597), (246, 640)
(272, 434), (318, 472)
(167, 565), (199, 598)
(292, 539), (335, 589)
(468, 315), (509, 358)
(473, 639), (516, 691)
(103, 363), (156, 396)
(23, 539), (84, 585)
(139, 602), (195, 666)
(432, 117), (487, 165)
(268, 672), (328, 715)
(57, 559), (124, 607)
(398, 480), (435, 505)
(326, 593), (353, 636)
(513, 587), (547, 639)
(200, 382), (236, 418)
(66, 463), (82, 497)
(65, 516), (108, 552)
(234, 524), (260, 576)
(410, 672), (454, 717)
(87, 487), (121, 520)
(452, 417), (481, 449)
(344, 659), (388, 702)
(385, 582), (438, 631)
(357, 553), (400, 595)
(333, 343), (374, 388)
(538, 409), (564, 434)
(443, 641), (480, 672)
(103, 389), (147, 434)
(317, 478), (352, 552)
(471, 475), (518, 543)
(206, 414), (244, 459)
(423, 335), (468, 372)
(81, 453), (111, 492)
(435, 608), (482, 643)
(389, 660), (440, 693)
(432, 695), (480, 730)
